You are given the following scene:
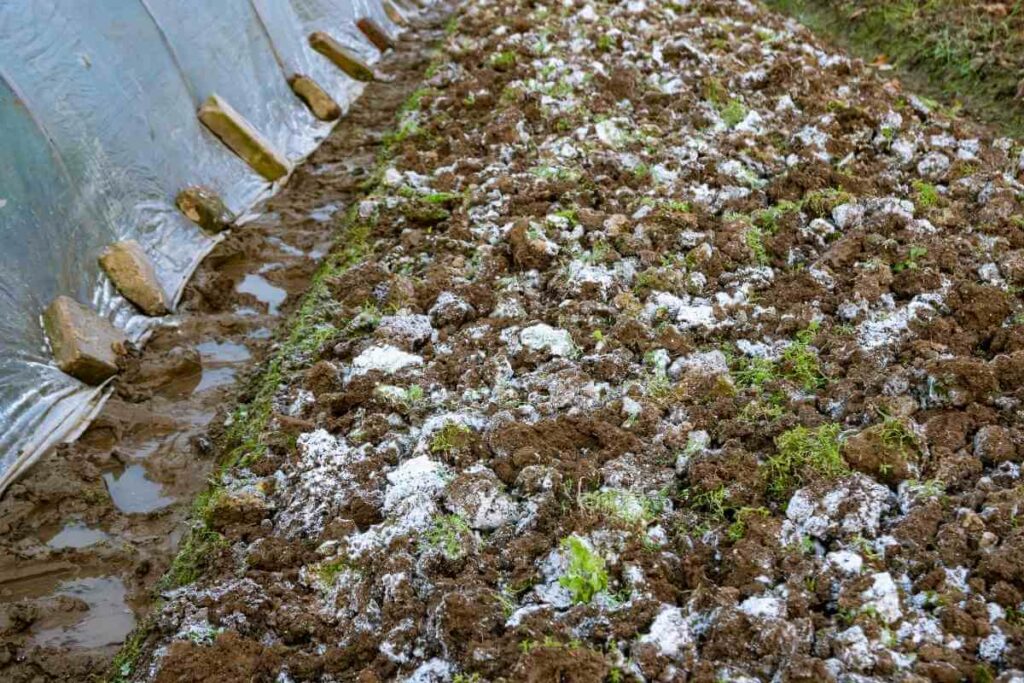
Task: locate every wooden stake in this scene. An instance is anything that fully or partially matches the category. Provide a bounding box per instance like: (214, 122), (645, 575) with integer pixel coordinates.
(198, 94), (291, 181)
(309, 32), (376, 82)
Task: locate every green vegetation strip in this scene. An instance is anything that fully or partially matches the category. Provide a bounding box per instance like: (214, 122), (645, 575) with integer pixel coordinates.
(766, 0), (1024, 136)
(103, 34), (453, 682)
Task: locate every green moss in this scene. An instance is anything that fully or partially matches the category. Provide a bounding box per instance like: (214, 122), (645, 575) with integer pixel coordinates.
(430, 421), (473, 455)
(780, 322), (825, 391)
(803, 187), (853, 217)
(720, 98), (748, 127)
(912, 180), (939, 209)
(421, 514), (471, 559)
(893, 245), (927, 273)
(878, 412), (919, 457)
(685, 484), (731, 520)
(726, 506), (770, 541)
(733, 355), (778, 389)
(753, 200), (801, 233)
(767, 423), (847, 500)
(489, 50), (517, 71)
(738, 392), (786, 424)
(106, 621), (153, 683)
(579, 489), (666, 524)
(745, 227), (769, 265)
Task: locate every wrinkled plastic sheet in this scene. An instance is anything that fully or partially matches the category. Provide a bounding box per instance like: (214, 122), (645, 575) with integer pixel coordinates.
(0, 0), (419, 493)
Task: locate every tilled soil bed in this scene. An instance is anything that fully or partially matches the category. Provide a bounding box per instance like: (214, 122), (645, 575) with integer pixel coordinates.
(118, 0), (1024, 681)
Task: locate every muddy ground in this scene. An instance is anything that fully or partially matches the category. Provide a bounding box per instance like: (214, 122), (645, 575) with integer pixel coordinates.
(17, 0), (1024, 681)
(0, 12), (446, 683)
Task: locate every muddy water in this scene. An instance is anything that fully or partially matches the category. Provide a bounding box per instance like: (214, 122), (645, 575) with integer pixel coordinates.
(0, 215), (328, 677)
(0, 21), (435, 678)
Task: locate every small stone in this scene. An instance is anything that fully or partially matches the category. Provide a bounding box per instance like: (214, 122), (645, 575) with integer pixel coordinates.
(376, 314), (433, 350)
(176, 186), (233, 233)
(356, 18), (396, 52)
(916, 151), (950, 180)
(310, 32), (375, 82)
(350, 344), (423, 376)
(289, 75), (341, 122)
(42, 296), (127, 385)
(520, 324), (576, 357)
(98, 240), (170, 316)
(198, 94), (291, 181)
(428, 292), (474, 328)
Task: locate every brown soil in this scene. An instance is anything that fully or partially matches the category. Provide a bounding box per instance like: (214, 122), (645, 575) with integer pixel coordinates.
(24, 0), (1024, 681)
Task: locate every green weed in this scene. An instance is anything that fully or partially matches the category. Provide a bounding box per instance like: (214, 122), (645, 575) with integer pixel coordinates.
(558, 536), (609, 604)
(579, 489), (666, 524)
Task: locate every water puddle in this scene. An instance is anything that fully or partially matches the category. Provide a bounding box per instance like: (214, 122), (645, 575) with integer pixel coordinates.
(102, 465), (174, 514)
(47, 522), (110, 550)
(193, 340), (251, 393)
(236, 273), (287, 315)
(196, 340), (251, 363)
(32, 577), (134, 649)
(195, 367), (236, 392)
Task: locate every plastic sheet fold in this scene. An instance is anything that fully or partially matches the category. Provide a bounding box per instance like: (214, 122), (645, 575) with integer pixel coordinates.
(0, 0), (418, 492)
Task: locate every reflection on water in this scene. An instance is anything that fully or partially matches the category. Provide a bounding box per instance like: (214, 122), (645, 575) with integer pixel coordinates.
(33, 577), (134, 649)
(236, 273), (287, 315)
(102, 465), (174, 514)
(47, 522), (110, 550)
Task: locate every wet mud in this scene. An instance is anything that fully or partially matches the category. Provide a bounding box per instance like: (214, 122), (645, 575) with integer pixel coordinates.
(0, 15), (443, 682)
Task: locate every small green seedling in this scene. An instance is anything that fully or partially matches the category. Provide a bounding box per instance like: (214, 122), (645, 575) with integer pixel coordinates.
(558, 536), (608, 604)
(893, 245), (927, 273)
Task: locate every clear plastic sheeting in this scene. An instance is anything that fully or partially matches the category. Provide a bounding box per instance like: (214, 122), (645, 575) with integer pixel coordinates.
(0, 0), (419, 493)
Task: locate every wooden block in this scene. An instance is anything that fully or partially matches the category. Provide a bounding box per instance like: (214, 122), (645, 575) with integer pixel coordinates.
(382, 1), (409, 26)
(289, 75), (342, 122)
(176, 186), (233, 234)
(98, 240), (170, 316)
(42, 296), (126, 385)
(357, 18), (396, 51)
(198, 94), (291, 182)
(309, 32), (376, 82)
